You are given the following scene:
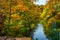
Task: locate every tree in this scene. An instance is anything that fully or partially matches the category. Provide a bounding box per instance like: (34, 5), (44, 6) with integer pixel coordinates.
(0, 0), (41, 37)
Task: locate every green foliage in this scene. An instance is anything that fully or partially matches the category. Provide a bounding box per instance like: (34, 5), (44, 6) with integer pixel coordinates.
(0, 0), (40, 37)
(43, 2), (60, 40)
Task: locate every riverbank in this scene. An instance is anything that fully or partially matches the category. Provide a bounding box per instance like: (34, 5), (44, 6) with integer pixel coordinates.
(0, 37), (31, 40)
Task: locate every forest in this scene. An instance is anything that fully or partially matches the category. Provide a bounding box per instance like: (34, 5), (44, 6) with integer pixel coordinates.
(0, 0), (60, 40)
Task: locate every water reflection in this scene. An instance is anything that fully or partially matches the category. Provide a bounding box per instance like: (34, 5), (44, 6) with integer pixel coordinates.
(32, 24), (48, 40)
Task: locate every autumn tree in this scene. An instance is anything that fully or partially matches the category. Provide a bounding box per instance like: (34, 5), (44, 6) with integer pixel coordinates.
(0, 0), (41, 37)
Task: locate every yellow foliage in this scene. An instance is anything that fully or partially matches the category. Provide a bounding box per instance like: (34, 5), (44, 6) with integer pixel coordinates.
(46, 17), (55, 28)
(15, 5), (22, 9)
(57, 12), (60, 15)
(11, 14), (21, 20)
(40, 7), (49, 19)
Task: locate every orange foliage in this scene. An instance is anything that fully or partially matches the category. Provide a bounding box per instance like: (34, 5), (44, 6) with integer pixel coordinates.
(34, 6), (39, 11)
(20, 5), (26, 12)
(46, 17), (55, 28)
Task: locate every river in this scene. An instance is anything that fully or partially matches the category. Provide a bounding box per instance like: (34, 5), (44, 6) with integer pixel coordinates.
(32, 24), (48, 40)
